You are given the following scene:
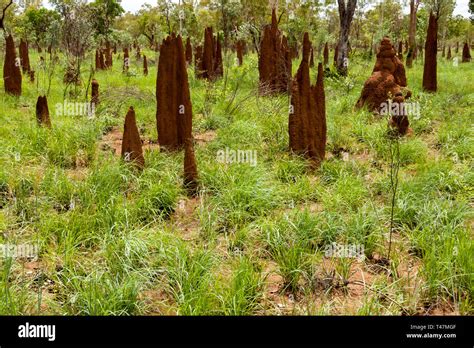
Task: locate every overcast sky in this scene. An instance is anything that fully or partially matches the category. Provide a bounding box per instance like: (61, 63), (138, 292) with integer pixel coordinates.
(45, 0), (470, 17)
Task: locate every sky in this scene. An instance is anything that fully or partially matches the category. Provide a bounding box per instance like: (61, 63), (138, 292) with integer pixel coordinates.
(45, 0), (470, 17)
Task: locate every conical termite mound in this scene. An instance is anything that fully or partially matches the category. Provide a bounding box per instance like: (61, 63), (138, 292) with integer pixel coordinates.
(356, 37), (409, 113)
(121, 106), (145, 169)
(156, 34), (193, 151)
(422, 12), (438, 92)
(143, 55), (148, 76)
(91, 79), (99, 106)
(236, 40), (245, 66)
(3, 35), (22, 96)
(289, 33), (326, 167)
(258, 9), (291, 95)
(185, 37), (193, 65)
(19, 39), (31, 73)
(183, 138), (199, 197)
(36, 96), (51, 128)
(462, 42), (471, 62)
(323, 42), (329, 66)
(197, 27), (222, 80)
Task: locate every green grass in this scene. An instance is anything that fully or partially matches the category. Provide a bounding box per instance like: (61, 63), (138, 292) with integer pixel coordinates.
(0, 46), (472, 315)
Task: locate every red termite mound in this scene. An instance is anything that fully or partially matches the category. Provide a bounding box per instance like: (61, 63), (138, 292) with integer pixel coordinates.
(19, 39), (31, 73)
(258, 9), (292, 95)
(185, 37), (193, 65)
(462, 42), (472, 62)
(323, 42), (329, 66)
(422, 12), (438, 92)
(143, 55), (148, 76)
(121, 106), (145, 169)
(95, 49), (105, 70)
(197, 27), (223, 80)
(91, 79), (99, 106)
(356, 37), (409, 112)
(36, 96), (51, 128)
(183, 138), (199, 196)
(156, 34), (193, 151)
(3, 35), (22, 96)
(356, 38), (411, 135)
(289, 33), (326, 166)
(197, 27), (215, 79)
(236, 40), (245, 66)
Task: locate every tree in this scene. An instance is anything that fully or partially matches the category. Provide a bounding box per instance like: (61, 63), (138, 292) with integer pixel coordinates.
(406, 0), (420, 68)
(90, 0), (124, 39)
(0, 0), (13, 32)
(336, 0), (357, 76)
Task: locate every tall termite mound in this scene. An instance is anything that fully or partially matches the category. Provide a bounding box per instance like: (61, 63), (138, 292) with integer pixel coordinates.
(289, 33), (326, 166)
(156, 34), (193, 151)
(236, 40), (245, 66)
(462, 42), (471, 62)
(323, 42), (329, 66)
(19, 39), (31, 73)
(197, 27), (223, 80)
(447, 46), (452, 60)
(185, 37), (193, 65)
(91, 79), (99, 106)
(258, 9), (291, 95)
(356, 38), (411, 135)
(183, 138), (199, 196)
(143, 55), (148, 76)
(422, 12), (437, 92)
(36, 96), (51, 128)
(3, 35), (22, 96)
(121, 106), (144, 169)
(356, 37), (408, 111)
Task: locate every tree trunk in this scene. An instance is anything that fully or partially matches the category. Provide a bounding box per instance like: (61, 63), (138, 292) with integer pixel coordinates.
(336, 0), (357, 76)
(406, 0), (418, 68)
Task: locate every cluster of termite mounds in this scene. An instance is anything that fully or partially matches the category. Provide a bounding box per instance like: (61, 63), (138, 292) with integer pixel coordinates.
(356, 37), (411, 136)
(258, 9), (291, 95)
(289, 33), (326, 167)
(196, 27), (223, 81)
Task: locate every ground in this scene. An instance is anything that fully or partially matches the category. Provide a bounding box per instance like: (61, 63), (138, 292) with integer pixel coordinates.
(0, 46), (472, 315)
